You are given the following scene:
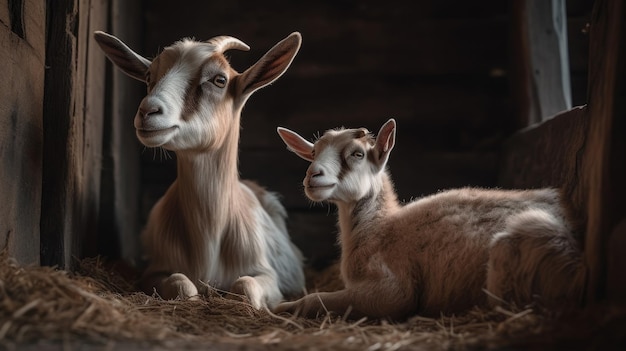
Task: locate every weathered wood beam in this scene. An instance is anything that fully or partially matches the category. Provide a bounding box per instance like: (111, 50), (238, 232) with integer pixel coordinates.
(97, 0), (143, 262)
(41, 0), (108, 268)
(510, 0), (572, 127)
(583, 0), (626, 304)
(498, 106), (587, 223)
(41, 0), (76, 267)
(503, 0), (626, 306)
(0, 0), (45, 265)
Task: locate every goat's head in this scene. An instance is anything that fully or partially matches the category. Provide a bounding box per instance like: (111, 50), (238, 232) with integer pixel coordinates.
(94, 31), (302, 151)
(277, 119), (396, 203)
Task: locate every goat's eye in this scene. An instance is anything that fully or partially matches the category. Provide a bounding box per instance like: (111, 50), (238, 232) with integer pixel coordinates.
(352, 150), (364, 159)
(145, 71), (151, 85)
(311, 149), (316, 158)
(212, 74), (227, 88)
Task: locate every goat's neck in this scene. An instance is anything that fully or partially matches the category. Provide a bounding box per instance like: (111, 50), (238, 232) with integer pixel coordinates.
(336, 172), (400, 248)
(174, 121), (242, 227)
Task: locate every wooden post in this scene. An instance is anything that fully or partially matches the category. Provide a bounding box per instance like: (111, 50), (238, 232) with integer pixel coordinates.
(583, 0), (626, 304)
(97, 0), (143, 262)
(0, 0), (46, 265)
(498, 106), (588, 223)
(40, 0), (108, 268)
(40, 0), (74, 266)
(510, 0), (572, 127)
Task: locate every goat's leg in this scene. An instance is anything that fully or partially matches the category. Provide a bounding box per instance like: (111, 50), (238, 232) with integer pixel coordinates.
(229, 273), (283, 309)
(274, 282), (416, 319)
(273, 290), (354, 318)
(141, 271), (199, 300)
(485, 230), (523, 305)
(487, 209), (585, 308)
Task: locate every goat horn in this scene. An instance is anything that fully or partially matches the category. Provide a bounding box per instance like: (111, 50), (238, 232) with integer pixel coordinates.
(206, 36), (250, 53)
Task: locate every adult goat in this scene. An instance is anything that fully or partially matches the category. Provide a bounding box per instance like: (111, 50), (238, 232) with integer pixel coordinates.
(94, 31), (305, 309)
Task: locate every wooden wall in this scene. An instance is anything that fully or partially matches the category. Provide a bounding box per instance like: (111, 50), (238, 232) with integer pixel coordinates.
(39, 0), (108, 268)
(0, 0), (45, 265)
(0, 0), (600, 276)
(0, 0), (141, 268)
(96, 0), (143, 265)
(137, 0), (511, 266)
(580, 0), (626, 304)
(500, 0), (626, 306)
(132, 0), (592, 267)
(0, 0), (620, 317)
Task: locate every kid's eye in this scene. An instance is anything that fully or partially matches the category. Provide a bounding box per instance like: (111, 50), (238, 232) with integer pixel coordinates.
(352, 150), (364, 159)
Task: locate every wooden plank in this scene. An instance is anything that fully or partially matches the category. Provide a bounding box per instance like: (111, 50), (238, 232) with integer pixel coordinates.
(282, 18), (508, 77)
(583, 0), (626, 304)
(77, 0), (108, 258)
(142, 6), (509, 77)
(0, 0), (45, 265)
(96, 0), (144, 262)
(0, 1), (9, 27)
(41, 0), (75, 267)
(510, 0), (573, 127)
(23, 0), (45, 55)
(238, 76), (510, 149)
(498, 106), (588, 223)
(41, 0), (108, 268)
(501, 0), (626, 306)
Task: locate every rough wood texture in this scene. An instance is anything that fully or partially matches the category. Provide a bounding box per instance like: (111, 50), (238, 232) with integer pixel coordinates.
(0, 1), (8, 24)
(97, 0), (143, 264)
(0, 0), (45, 265)
(498, 106), (587, 225)
(122, 0), (595, 269)
(501, 0), (626, 306)
(40, 0), (108, 268)
(582, 0), (626, 304)
(510, 0), (572, 128)
(133, 1), (513, 268)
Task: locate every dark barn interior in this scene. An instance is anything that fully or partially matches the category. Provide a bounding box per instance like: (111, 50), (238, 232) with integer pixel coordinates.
(1, 0), (626, 349)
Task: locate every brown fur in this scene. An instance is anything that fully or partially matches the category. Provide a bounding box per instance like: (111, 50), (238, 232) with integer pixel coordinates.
(276, 119), (586, 319)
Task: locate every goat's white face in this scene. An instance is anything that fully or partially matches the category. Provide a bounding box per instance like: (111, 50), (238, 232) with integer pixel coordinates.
(135, 42), (236, 149)
(94, 31), (302, 151)
(277, 119), (397, 205)
(304, 129), (376, 203)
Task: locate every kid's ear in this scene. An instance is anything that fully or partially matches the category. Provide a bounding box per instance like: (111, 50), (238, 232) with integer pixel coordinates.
(373, 118), (396, 171)
(277, 127), (314, 162)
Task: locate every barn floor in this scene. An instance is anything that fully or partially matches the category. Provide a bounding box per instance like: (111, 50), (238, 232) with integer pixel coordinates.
(1, 252), (625, 351)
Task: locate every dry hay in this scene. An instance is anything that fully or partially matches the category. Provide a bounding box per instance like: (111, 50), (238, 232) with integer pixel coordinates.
(0, 251), (622, 350)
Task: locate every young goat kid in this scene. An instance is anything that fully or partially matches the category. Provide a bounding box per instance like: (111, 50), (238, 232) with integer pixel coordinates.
(276, 119), (585, 319)
(94, 31), (305, 309)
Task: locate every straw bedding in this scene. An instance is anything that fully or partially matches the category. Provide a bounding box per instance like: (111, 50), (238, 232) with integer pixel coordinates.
(0, 250), (622, 350)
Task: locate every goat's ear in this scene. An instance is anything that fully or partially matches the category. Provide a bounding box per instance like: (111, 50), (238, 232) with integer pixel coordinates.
(277, 127), (314, 162)
(235, 32), (302, 101)
(93, 31), (151, 82)
(373, 119), (397, 170)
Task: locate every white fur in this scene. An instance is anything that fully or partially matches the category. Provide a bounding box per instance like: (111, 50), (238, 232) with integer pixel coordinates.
(94, 31), (305, 309)
(276, 118), (586, 319)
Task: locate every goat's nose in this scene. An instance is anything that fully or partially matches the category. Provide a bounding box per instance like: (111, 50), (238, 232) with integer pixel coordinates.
(139, 106), (161, 118)
(307, 166), (324, 178)
(138, 97), (163, 120)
